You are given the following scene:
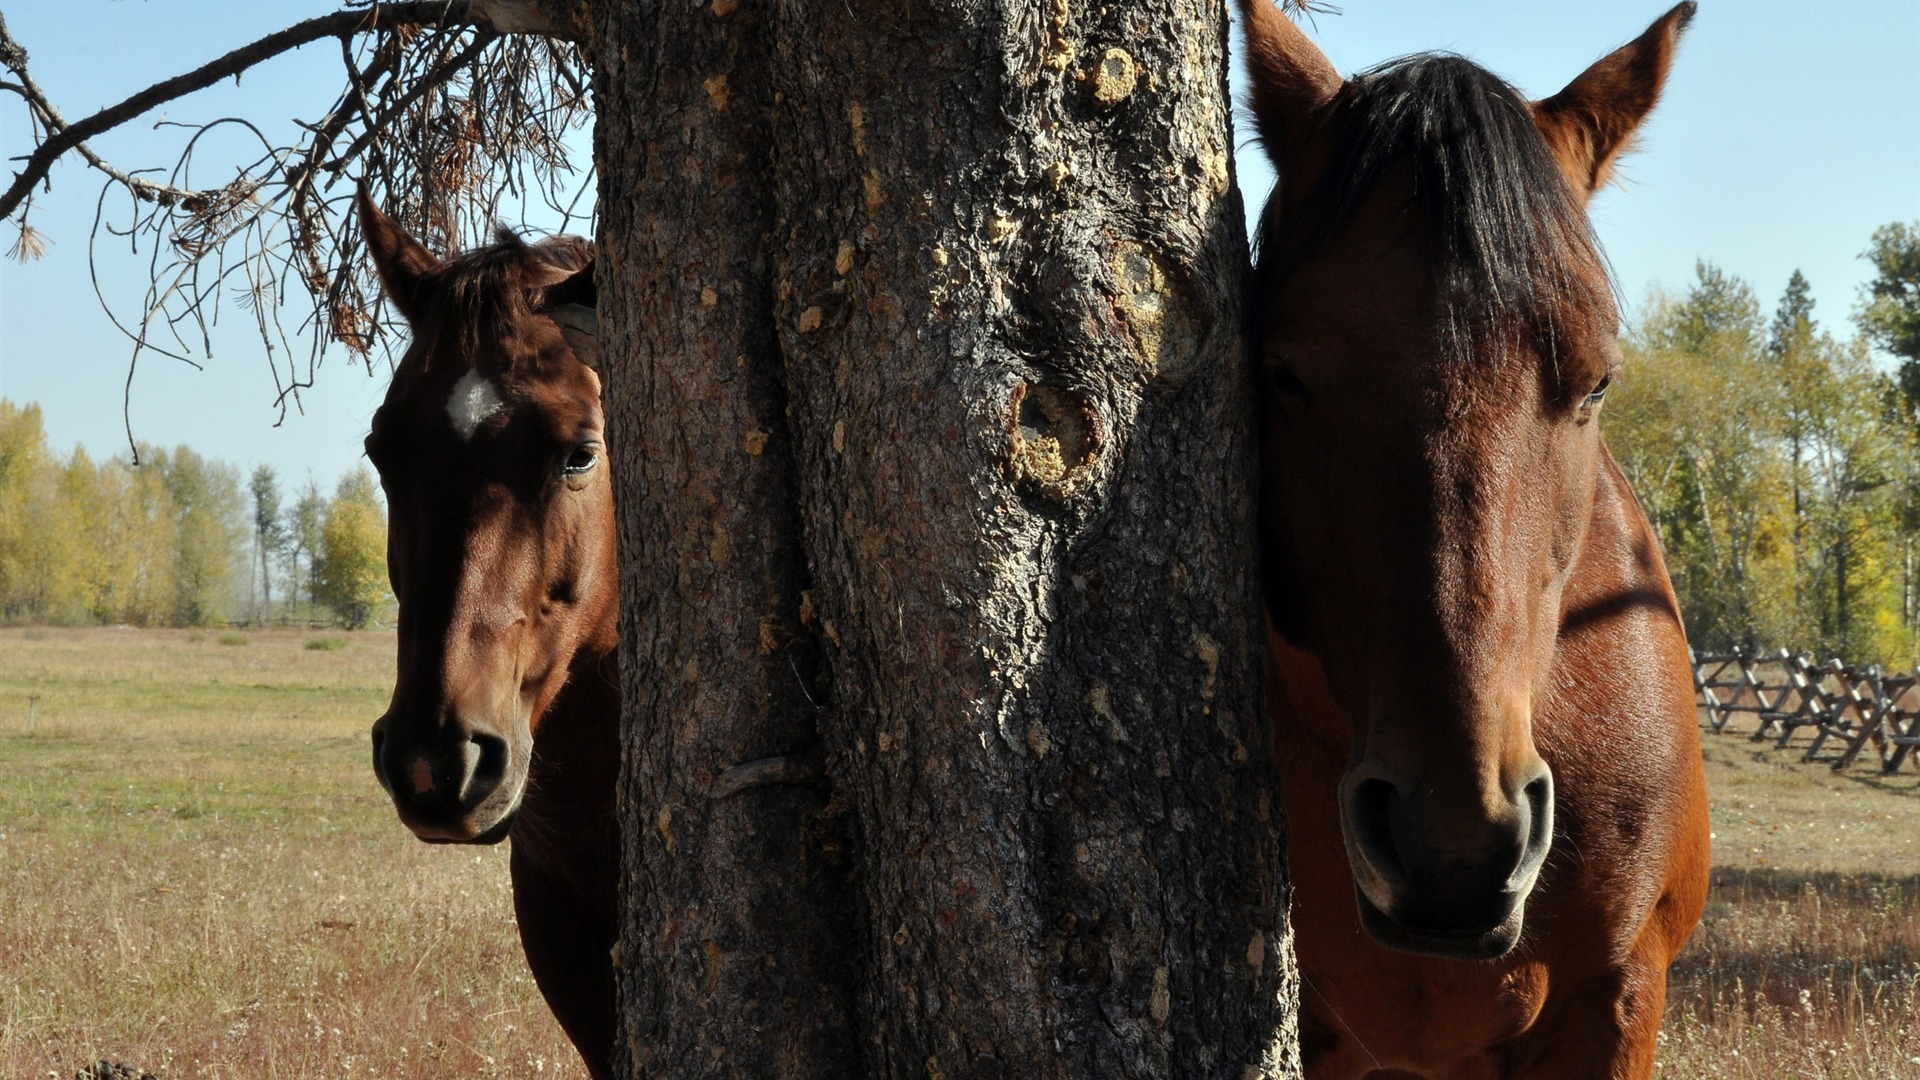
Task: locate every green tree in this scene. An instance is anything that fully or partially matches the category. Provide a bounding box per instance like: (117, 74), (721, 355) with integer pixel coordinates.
(1654, 260), (1765, 356)
(0, 401), (49, 618)
(92, 452), (180, 626)
(56, 446), (101, 617)
(0, 401), (82, 621)
(0, 407), (390, 632)
(1770, 269), (1816, 358)
(1886, 391), (1920, 665)
(249, 465), (284, 622)
(1858, 222), (1920, 395)
(1612, 268), (1794, 651)
(1856, 225), (1920, 665)
(1769, 270), (1829, 632)
(1612, 263), (1919, 668)
(313, 466), (387, 629)
(150, 445), (245, 626)
(287, 478), (326, 616)
(1798, 336), (1903, 661)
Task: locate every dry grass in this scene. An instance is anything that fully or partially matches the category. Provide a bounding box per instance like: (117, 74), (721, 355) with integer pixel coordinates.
(1655, 732), (1920, 1077)
(0, 626), (583, 1079)
(5, 627), (1918, 1077)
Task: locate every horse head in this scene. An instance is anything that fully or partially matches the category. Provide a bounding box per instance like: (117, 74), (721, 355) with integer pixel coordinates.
(1242, 1), (1694, 958)
(358, 190), (614, 844)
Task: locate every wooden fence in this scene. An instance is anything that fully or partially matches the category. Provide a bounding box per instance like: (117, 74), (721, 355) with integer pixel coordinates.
(1692, 646), (1920, 774)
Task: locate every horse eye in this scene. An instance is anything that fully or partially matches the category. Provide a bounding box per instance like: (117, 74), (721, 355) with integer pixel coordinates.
(562, 445), (600, 476)
(1267, 365), (1313, 403)
(1583, 374), (1613, 409)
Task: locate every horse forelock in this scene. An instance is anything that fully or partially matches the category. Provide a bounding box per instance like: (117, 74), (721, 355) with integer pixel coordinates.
(1253, 53), (1607, 369)
(403, 229), (593, 380)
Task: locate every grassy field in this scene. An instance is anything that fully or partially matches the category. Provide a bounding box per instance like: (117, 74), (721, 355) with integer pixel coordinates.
(3, 627), (1917, 1078)
(1657, 730), (1920, 1079)
(0, 626), (582, 1079)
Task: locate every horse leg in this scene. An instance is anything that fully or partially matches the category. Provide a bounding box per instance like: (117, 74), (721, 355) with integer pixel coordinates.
(510, 844), (617, 1080)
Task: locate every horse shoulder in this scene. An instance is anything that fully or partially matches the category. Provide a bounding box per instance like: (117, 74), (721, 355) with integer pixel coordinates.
(1535, 445), (1710, 962)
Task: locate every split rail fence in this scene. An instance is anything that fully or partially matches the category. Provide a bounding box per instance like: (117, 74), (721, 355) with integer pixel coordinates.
(1692, 646), (1920, 774)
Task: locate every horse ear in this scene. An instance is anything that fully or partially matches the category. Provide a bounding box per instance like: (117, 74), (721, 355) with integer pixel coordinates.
(525, 261), (579, 290)
(1239, 0), (1343, 171)
(356, 183), (441, 323)
(535, 252), (597, 368)
(548, 303), (599, 369)
(1532, 2), (1696, 199)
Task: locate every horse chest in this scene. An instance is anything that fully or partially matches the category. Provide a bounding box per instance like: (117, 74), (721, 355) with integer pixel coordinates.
(1282, 803), (1547, 1071)
(1293, 873), (1553, 1075)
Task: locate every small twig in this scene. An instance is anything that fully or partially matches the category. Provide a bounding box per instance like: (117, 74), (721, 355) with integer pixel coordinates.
(442, 1032), (493, 1064)
(322, 30), (498, 178)
(0, 16), (215, 212)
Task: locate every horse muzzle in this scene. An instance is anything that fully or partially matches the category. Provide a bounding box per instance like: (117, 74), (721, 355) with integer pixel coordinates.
(1339, 759), (1555, 960)
(370, 711), (531, 844)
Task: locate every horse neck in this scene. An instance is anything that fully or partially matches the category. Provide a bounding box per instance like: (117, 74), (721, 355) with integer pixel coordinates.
(536, 640), (619, 786)
(1558, 439), (1686, 642)
(513, 639), (620, 879)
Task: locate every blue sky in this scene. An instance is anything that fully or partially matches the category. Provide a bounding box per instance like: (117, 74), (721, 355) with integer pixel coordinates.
(2, 0), (1915, 489)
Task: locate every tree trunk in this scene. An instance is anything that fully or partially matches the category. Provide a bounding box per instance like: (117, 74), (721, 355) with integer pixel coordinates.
(594, 1), (1298, 1075)
(594, 0), (859, 1074)
(259, 533), (273, 624)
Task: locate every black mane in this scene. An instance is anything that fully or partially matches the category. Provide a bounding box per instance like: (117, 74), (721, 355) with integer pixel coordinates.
(1253, 53), (1602, 362)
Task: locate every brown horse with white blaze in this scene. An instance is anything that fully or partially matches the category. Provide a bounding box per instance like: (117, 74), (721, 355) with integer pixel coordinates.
(1240, 3), (1711, 1076)
(357, 191), (618, 1078)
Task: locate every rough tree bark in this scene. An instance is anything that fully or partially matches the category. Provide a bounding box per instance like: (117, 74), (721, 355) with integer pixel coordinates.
(595, 0), (859, 1074)
(594, 0), (1298, 1075)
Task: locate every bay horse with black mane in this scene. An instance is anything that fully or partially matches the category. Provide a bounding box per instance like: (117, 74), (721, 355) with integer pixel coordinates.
(1240, 2), (1711, 1076)
(357, 191), (617, 1078)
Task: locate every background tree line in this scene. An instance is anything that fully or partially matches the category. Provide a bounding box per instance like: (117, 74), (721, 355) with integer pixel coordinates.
(1607, 221), (1920, 669)
(0, 402), (391, 630)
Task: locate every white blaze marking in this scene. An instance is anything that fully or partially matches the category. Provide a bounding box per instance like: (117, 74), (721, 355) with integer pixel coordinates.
(446, 371), (504, 441)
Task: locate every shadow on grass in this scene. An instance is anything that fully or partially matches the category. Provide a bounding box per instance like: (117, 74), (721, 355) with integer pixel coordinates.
(1833, 768), (1920, 798)
(1708, 725), (1920, 798)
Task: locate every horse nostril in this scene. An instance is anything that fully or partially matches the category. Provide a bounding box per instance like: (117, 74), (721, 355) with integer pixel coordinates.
(1348, 776), (1406, 883)
(1520, 770), (1555, 862)
(1523, 774), (1550, 817)
(369, 727), (392, 792)
(463, 731), (511, 804)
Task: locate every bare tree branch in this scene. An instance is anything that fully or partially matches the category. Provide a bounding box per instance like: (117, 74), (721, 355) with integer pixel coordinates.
(0, 53), (212, 214)
(0, 2), (593, 455)
(0, 4), (545, 220)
